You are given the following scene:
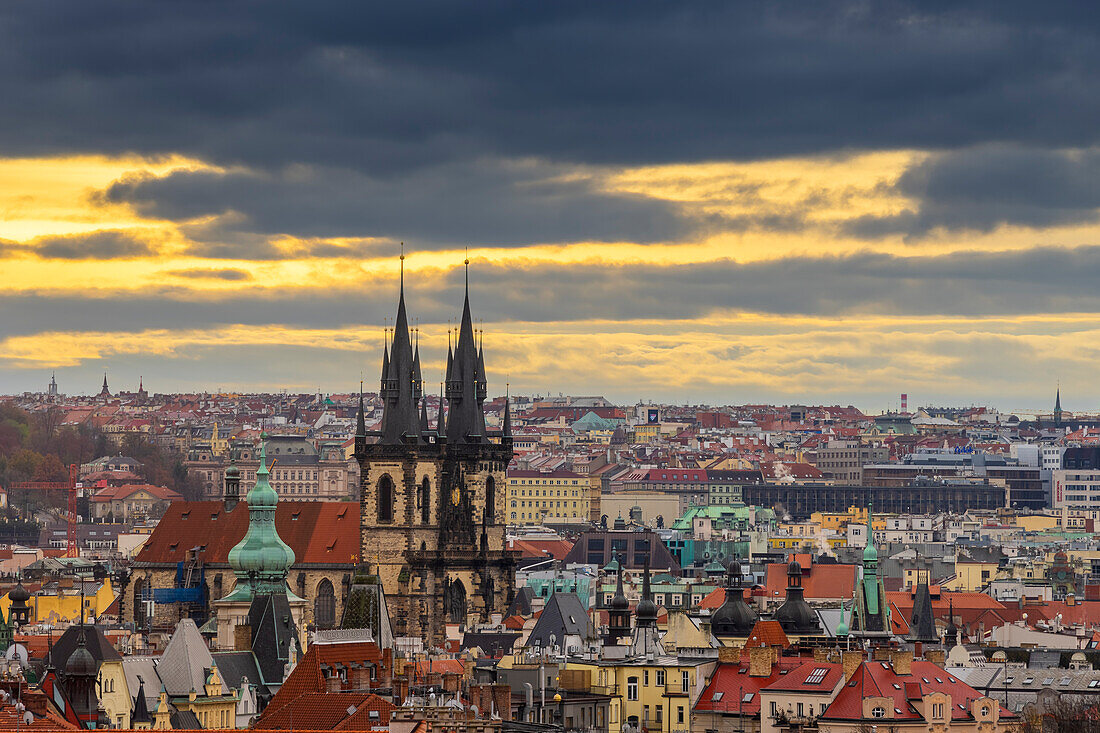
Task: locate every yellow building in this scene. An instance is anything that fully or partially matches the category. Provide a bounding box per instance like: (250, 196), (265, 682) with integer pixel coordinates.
(169, 668), (239, 730)
(1014, 514), (1060, 532)
(811, 506), (869, 532)
(942, 561), (1000, 592)
(99, 654), (132, 728)
(1, 577), (117, 624)
(566, 657), (716, 733)
(508, 469), (591, 525)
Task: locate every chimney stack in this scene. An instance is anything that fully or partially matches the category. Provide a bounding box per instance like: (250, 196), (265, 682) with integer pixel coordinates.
(843, 650), (864, 682)
(748, 646), (776, 677)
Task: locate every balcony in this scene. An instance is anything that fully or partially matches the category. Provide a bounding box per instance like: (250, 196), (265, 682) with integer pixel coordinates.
(664, 683), (690, 696)
(590, 684), (618, 696)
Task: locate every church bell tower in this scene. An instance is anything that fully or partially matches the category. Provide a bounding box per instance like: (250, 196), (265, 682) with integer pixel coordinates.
(356, 255), (516, 645)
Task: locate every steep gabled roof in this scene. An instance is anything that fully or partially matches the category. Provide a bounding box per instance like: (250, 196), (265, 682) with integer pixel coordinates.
(158, 618), (224, 696)
(527, 593), (590, 648)
(135, 500), (359, 566)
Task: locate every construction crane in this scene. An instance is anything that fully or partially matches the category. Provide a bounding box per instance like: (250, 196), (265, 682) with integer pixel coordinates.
(9, 463), (80, 558)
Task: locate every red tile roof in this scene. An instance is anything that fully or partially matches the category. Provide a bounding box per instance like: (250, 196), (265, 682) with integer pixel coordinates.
(763, 661), (843, 691)
(765, 563), (856, 601)
(822, 660), (1013, 721)
(507, 538), (574, 560)
(90, 483), (182, 502)
(134, 500), (360, 565)
(263, 640), (390, 721)
(410, 659), (464, 678)
(255, 692), (393, 730)
(743, 620), (790, 649)
(695, 656), (808, 715)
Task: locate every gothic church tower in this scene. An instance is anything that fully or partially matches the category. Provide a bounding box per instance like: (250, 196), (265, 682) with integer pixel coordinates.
(356, 259), (515, 645)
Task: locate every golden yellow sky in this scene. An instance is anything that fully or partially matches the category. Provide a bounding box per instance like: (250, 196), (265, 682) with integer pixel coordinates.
(0, 151), (1095, 408)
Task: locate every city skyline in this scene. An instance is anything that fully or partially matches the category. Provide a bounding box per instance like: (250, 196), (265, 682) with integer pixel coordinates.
(2, 4), (1099, 405)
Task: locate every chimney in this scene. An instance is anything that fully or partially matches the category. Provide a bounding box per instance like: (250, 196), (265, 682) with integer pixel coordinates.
(925, 649), (946, 666)
(234, 625), (251, 651)
(717, 646), (740, 664)
(843, 651), (864, 682)
(813, 647), (829, 663)
(393, 675), (409, 703)
(873, 647), (892, 661)
(443, 672), (460, 693)
(326, 674), (343, 693)
(890, 650), (913, 676)
(492, 684), (513, 721)
(350, 666), (372, 691)
(748, 646), (775, 677)
(381, 648), (394, 686)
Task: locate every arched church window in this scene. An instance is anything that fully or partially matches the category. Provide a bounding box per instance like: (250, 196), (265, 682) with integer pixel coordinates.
(315, 578), (336, 629)
(484, 475), (496, 525)
(377, 475), (394, 523)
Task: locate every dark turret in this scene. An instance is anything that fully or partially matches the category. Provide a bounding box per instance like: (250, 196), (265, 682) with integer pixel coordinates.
(224, 460), (241, 512)
(605, 551), (631, 645)
(379, 255), (423, 444)
(711, 561), (758, 637)
(445, 260), (488, 443)
(63, 627), (99, 726)
(8, 582), (30, 626)
(774, 560), (821, 634)
(908, 576), (938, 643)
(944, 597), (958, 649)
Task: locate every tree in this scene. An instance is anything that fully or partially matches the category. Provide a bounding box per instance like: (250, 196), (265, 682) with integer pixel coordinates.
(34, 454), (68, 483)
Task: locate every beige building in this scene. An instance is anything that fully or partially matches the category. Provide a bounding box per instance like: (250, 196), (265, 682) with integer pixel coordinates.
(508, 469), (592, 525)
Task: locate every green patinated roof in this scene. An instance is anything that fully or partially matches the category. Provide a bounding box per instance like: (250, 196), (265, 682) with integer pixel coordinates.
(223, 436), (297, 601)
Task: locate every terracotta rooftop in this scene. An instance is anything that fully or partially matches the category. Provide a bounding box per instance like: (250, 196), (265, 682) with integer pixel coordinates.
(134, 500), (359, 565)
(822, 660), (1013, 722)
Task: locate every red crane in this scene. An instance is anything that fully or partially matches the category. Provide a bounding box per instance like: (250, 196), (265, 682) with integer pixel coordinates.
(10, 463), (80, 557)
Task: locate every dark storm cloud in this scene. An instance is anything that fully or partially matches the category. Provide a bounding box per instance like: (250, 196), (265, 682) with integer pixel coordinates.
(100, 160), (710, 248)
(0, 230), (157, 259)
(846, 146), (1100, 238)
(0, 2), (1099, 171)
(5, 245), (1100, 340)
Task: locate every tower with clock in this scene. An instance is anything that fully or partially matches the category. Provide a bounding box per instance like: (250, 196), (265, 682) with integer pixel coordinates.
(355, 255), (516, 645)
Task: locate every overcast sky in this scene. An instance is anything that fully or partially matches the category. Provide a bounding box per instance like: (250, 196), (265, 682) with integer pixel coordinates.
(1, 1), (1097, 411)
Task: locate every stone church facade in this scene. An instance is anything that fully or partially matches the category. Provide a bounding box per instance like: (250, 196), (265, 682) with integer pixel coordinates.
(356, 263), (517, 645)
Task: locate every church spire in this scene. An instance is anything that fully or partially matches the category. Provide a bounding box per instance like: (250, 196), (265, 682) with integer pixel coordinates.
(446, 256), (488, 442)
(379, 249), (424, 444)
(1055, 384), (1063, 426)
(223, 435), (297, 601)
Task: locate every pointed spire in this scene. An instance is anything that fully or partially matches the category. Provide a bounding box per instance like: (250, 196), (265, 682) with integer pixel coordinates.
(420, 396), (429, 433)
(379, 250), (423, 444)
(446, 256), (487, 442)
(355, 382), (366, 437)
(503, 394), (512, 439)
(436, 382), (446, 435)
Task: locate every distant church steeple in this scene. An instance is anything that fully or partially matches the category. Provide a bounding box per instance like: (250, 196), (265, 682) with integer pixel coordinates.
(1054, 385), (1063, 427)
(98, 371), (110, 397)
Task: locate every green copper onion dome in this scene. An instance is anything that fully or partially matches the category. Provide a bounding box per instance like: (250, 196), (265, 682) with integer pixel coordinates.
(863, 541), (878, 563)
(222, 435), (296, 601)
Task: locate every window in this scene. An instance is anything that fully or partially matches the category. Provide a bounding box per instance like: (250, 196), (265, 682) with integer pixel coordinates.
(712, 692), (724, 702)
(314, 578), (336, 629)
(742, 693), (754, 703)
(655, 705), (662, 725)
(806, 667), (829, 684)
(656, 669), (665, 686)
(644, 670), (649, 686)
(420, 476), (431, 524)
(682, 670), (689, 692)
(677, 707), (684, 724)
(871, 707), (886, 718)
(377, 474), (394, 522)
(627, 677), (638, 701)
